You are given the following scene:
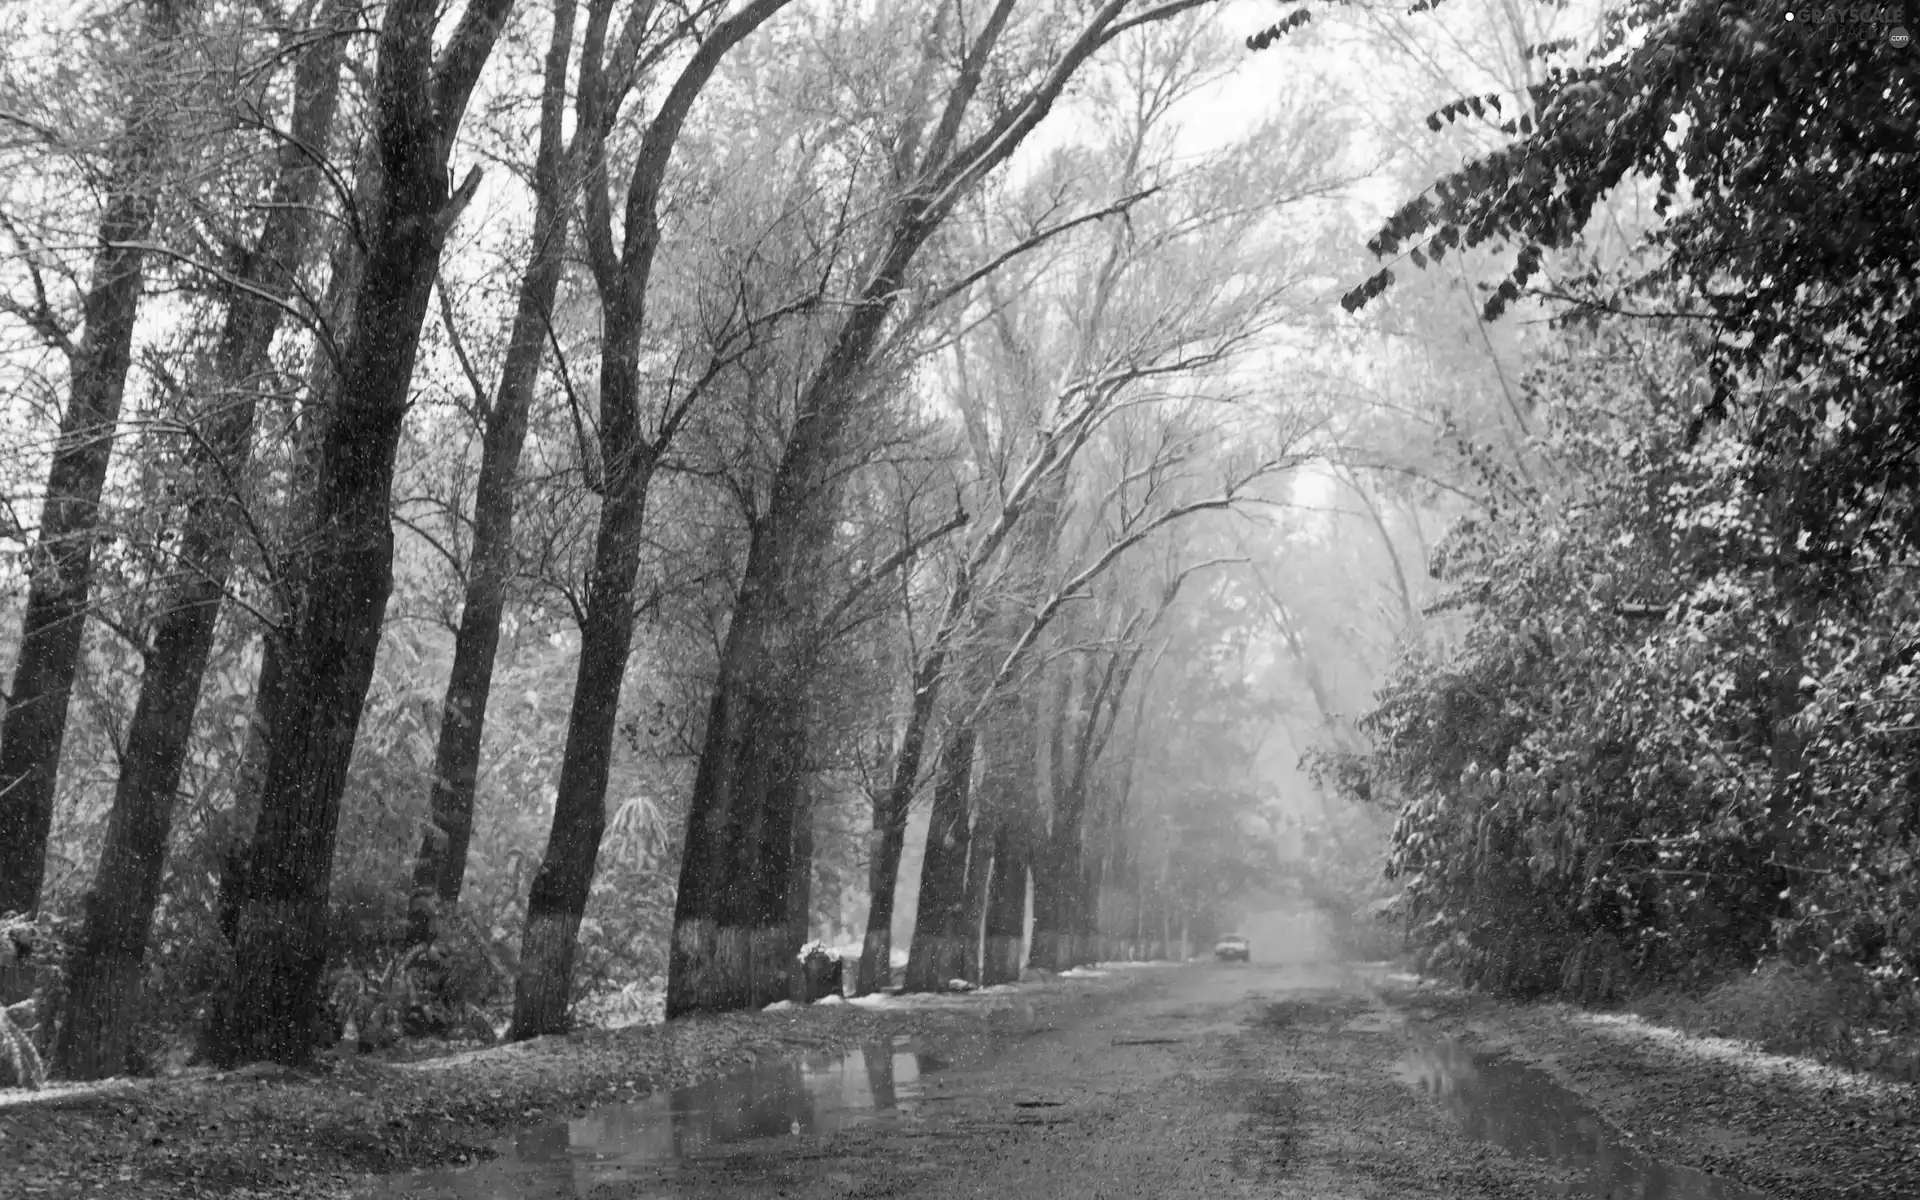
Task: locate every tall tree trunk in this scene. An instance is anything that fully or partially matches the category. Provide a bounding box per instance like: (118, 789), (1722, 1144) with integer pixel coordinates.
(216, 642), (279, 950)
(1030, 679), (1093, 973)
(981, 814), (1027, 984)
(669, 244), (928, 1016)
(0, 0), (182, 918)
(902, 725), (976, 992)
(53, 0), (351, 1081)
(410, 0), (580, 945)
(516, 0), (797, 1035)
(856, 646), (949, 994)
(959, 812), (993, 983)
(1031, 825), (1088, 971)
(970, 696), (1030, 984)
(507, 449), (655, 1038)
(856, 796), (907, 997)
(785, 786), (816, 1000)
(856, 790), (908, 995)
(212, 0), (513, 1067)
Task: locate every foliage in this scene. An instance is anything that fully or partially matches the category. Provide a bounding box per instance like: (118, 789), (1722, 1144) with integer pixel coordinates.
(0, 910), (67, 1087)
(1342, 0), (1920, 568)
(324, 922), (504, 1052)
(1339, 311), (1920, 1017)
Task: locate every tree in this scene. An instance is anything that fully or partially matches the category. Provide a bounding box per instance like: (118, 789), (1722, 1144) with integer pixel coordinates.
(1337, 0), (1920, 569)
(0, 0), (186, 918)
(668, 0), (1223, 1018)
(50, 0), (356, 1081)
(863, 9), (1344, 992)
(213, 0), (516, 1067)
(509, 0), (799, 1040)
(407, 0), (586, 946)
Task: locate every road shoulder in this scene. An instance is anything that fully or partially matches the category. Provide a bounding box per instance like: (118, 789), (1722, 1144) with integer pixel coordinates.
(1381, 970), (1920, 1200)
(0, 970), (1160, 1199)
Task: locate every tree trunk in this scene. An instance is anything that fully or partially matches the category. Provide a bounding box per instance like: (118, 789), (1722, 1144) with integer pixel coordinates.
(508, 443), (656, 1038)
(902, 725), (976, 992)
(1029, 829), (1087, 973)
(410, 0), (580, 945)
(959, 814), (993, 984)
(215, 640), (278, 951)
(981, 815), (1027, 985)
(512, 0), (800, 1033)
(856, 799), (907, 997)
(0, 0), (182, 918)
(856, 646), (948, 994)
(785, 787), (816, 1001)
(53, 1), (350, 1082)
(212, 0), (512, 1067)
(1074, 849), (1102, 967)
(668, 228), (933, 1016)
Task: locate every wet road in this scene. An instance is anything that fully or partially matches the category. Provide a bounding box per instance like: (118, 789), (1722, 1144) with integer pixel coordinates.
(363, 960), (1774, 1200)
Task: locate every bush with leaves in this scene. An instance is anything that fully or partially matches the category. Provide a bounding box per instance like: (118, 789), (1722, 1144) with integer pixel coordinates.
(1344, 313), (1920, 1011)
(0, 910), (71, 1086)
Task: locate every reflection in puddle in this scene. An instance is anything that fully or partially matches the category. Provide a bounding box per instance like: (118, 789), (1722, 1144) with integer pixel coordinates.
(1397, 1040), (1773, 1200)
(366, 1044), (942, 1199)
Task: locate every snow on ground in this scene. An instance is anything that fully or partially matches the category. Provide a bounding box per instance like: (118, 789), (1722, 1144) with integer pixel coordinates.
(821, 941), (909, 968)
(0, 1074), (157, 1109)
(1060, 967), (1109, 978)
(1571, 1008), (1912, 1100)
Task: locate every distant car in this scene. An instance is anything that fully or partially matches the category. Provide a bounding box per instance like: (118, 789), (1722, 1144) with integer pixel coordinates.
(1213, 934), (1251, 962)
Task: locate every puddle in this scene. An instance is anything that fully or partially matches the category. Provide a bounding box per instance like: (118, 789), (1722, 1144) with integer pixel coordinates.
(362, 1043), (943, 1198)
(1397, 1040), (1773, 1199)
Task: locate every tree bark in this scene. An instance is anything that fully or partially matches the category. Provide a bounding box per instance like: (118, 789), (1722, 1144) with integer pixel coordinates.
(0, 0), (183, 918)
(959, 811), (993, 983)
(212, 0), (513, 1067)
(970, 695), (1031, 984)
(53, 0), (351, 1081)
(1030, 676), (1090, 972)
(901, 724), (976, 991)
(855, 631), (955, 994)
(785, 786), (816, 1000)
(856, 804), (906, 996)
(410, 0), (580, 945)
(507, 448), (655, 1038)
(981, 814), (1027, 984)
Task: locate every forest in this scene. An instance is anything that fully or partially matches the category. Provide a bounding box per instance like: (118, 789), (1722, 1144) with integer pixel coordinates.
(0, 0), (1914, 1091)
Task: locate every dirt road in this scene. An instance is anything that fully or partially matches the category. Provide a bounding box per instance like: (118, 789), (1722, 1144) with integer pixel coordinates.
(364, 959), (1790, 1200)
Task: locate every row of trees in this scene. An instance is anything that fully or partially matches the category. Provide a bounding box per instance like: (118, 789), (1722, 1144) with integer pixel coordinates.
(0, 0), (1346, 1078)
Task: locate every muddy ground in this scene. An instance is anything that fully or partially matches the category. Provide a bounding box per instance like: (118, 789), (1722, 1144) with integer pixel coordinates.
(2, 960), (1914, 1199)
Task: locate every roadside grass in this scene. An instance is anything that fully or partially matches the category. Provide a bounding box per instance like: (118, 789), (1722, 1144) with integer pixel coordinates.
(1628, 961), (1920, 1085)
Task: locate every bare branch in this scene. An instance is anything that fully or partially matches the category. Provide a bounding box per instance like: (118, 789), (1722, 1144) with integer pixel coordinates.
(434, 277), (490, 424)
